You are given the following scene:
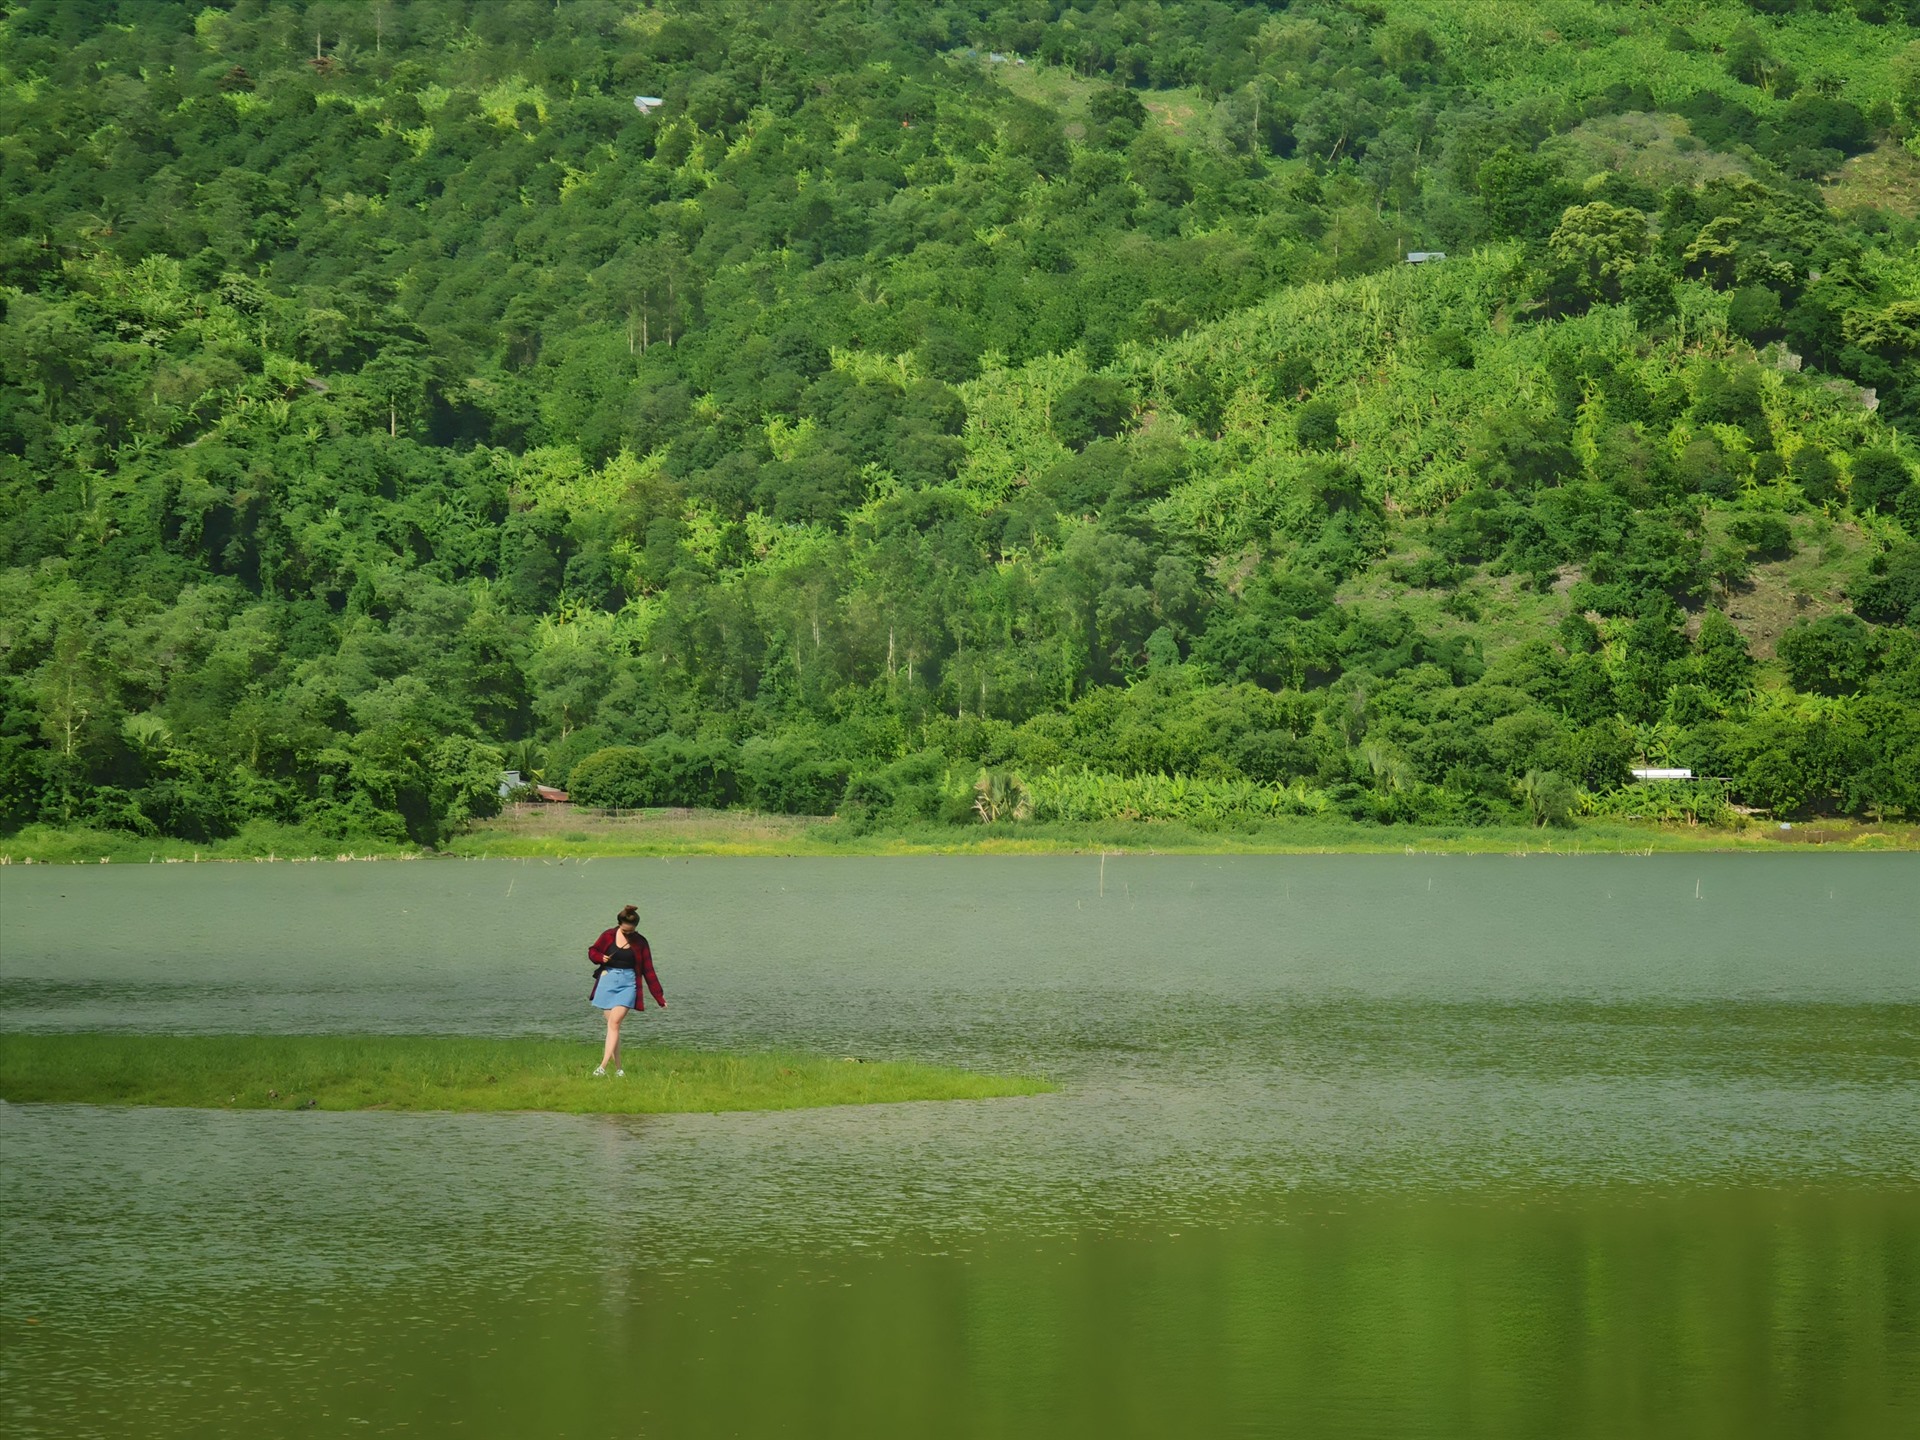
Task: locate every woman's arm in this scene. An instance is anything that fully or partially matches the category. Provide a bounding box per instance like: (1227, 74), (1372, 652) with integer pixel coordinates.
(588, 929), (615, 964)
(639, 940), (666, 1008)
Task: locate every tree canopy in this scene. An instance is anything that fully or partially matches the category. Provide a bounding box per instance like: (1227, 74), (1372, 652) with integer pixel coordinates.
(3, 0), (1918, 844)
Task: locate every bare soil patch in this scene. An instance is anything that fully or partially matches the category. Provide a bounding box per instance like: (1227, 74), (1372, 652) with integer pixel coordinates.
(1823, 140), (1920, 219)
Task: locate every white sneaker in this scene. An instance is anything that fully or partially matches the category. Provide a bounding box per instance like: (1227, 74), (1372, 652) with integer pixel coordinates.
(615, 1069), (624, 1077)
(592, 1066), (606, 1077)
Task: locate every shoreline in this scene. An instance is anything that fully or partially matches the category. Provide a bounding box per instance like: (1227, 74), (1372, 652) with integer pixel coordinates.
(3, 813), (1915, 864)
(0, 1034), (1053, 1115)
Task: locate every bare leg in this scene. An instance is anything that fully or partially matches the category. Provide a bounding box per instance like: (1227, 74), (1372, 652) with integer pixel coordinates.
(600, 1007), (629, 1070)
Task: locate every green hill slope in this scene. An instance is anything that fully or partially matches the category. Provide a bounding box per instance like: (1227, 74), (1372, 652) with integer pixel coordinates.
(1, 0), (1916, 846)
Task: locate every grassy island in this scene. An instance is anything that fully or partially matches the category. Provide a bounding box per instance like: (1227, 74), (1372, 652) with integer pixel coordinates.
(0, 1034), (1052, 1116)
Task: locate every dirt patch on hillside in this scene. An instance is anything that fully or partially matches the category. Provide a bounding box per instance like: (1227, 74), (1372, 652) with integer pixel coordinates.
(1823, 140), (1920, 219)
(1566, 112), (1749, 190)
(1722, 556), (1849, 659)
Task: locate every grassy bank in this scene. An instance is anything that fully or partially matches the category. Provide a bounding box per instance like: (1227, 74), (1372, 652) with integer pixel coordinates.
(0, 822), (424, 865)
(0, 1034), (1052, 1115)
(441, 808), (1919, 858)
(5, 812), (1914, 866)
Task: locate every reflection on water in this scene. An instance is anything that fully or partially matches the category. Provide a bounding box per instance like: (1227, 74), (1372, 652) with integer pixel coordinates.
(2, 855), (1917, 1436)
(6, 1165), (1915, 1440)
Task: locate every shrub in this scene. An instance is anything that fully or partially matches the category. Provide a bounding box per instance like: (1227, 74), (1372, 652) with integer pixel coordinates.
(837, 752), (971, 828)
(1727, 286), (1784, 343)
(640, 736), (739, 808)
(1052, 377), (1133, 449)
(1790, 447), (1841, 506)
(1294, 397), (1342, 451)
(1779, 615), (1879, 696)
(1849, 449), (1914, 514)
(567, 738), (739, 808)
(1852, 544), (1920, 627)
(1517, 769), (1577, 827)
(565, 747), (656, 808)
(740, 740), (850, 815)
(1728, 513), (1794, 559)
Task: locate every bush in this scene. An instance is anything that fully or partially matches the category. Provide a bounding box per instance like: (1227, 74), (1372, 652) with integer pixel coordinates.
(1424, 326), (1475, 368)
(1779, 615), (1879, 696)
(1852, 544), (1920, 627)
(565, 747), (656, 808)
(1517, 769), (1577, 827)
(1390, 553), (1465, 589)
(1849, 449), (1914, 514)
(1790, 447), (1841, 506)
(1728, 513), (1794, 559)
(567, 737), (739, 808)
(740, 740), (850, 815)
(1773, 94), (1870, 157)
(1727, 286), (1784, 343)
(639, 736), (739, 807)
(1052, 377), (1133, 449)
(1294, 397), (1342, 451)
(837, 751), (970, 829)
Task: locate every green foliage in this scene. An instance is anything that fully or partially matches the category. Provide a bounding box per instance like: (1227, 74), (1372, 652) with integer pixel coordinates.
(567, 738), (739, 808)
(1, 0), (1915, 844)
(1728, 514), (1795, 560)
(1586, 779), (1735, 826)
(1052, 377), (1134, 450)
(566, 748), (655, 809)
(1518, 769), (1579, 828)
(1294, 398), (1343, 452)
(1778, 616), (1880, 696)
(1852, 545), (1920, 626)
(1850, 450), (1915, 515)
(1478, 148), (1576, 241)
(1022, 767), (1331, 825)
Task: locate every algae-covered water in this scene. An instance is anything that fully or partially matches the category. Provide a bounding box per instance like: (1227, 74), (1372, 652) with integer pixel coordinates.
(2, 854), (1917, 1437)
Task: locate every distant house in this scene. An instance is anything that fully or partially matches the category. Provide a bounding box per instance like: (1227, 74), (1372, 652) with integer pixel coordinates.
(1629, 767), (1694, 782)
(633, 95), (664, 115)
(501, 771), (569, 802)
(1405, 251), (1446, 264)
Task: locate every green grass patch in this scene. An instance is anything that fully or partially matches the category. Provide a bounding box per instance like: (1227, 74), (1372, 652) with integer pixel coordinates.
(0, 822), (421, 866)
(1823, 140), (1920, 220)
(12, 811), (1916, 866)
(0, 1034), (1053, 1115)
(451, 811), (1917, 856)
(968, 52), (1207, 144)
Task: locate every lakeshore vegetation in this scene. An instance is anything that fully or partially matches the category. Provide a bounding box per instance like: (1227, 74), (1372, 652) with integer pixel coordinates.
(2, 1), (1918, 854)
(0, 1032), (1054, 1113)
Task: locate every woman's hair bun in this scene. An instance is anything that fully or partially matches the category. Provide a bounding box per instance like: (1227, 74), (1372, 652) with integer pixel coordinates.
(616, 904), (640, 925)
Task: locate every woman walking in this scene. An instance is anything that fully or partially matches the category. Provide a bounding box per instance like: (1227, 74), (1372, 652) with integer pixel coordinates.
(588, 904), (666, 1076)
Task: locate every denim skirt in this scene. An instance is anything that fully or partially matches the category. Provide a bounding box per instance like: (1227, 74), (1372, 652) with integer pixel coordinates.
(591, 968), (638, 1010)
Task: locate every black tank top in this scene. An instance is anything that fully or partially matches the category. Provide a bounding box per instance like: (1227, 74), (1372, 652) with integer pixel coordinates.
(602, 931), (642, 970)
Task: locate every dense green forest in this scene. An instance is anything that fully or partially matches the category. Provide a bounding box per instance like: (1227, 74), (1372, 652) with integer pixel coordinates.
(2, 0), (1918, 847)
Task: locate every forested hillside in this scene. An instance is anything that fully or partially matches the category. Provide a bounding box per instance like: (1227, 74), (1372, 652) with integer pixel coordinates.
(3, 0), (1918, 847)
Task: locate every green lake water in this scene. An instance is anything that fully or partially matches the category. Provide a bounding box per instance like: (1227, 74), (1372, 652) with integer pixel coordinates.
(2, 854), (1916, 1437)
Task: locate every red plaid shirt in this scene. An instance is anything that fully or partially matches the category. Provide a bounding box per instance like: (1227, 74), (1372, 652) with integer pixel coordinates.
(589, 928), (666, 1009)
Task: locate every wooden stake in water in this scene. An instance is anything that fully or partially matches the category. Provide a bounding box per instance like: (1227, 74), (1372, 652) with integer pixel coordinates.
(1100, 851), (1106, 897)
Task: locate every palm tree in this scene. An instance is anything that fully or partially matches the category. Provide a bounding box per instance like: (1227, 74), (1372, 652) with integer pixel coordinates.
(506, 739), (547, 784)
